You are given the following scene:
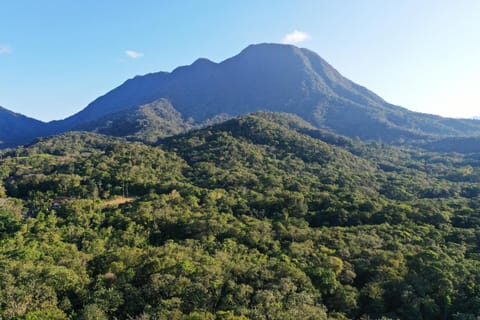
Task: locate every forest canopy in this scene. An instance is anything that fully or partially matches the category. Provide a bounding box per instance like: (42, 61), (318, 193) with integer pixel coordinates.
(1, 113), (480, 319)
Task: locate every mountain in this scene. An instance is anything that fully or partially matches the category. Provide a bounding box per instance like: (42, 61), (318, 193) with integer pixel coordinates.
(52, 43), (480, 143)
(4, 43), (480, 149)
(0, 106), (51, 148)
(2, 112), (480, 319)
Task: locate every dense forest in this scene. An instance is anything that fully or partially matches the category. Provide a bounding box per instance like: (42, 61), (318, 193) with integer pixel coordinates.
(1, 112), (480, 319)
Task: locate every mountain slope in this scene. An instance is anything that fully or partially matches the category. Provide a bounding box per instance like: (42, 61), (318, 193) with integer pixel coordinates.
(0, 106), (51, 148)
(77, 98), (192, 143)
(54, 43), (480, 142)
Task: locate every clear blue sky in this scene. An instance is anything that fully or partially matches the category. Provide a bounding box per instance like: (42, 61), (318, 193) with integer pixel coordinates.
(1, 0), (479, 121)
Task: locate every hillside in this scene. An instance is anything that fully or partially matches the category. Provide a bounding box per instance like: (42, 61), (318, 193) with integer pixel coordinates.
(77, 98), (192, 143)
(0, 106), (52, 148)
(1, 112), (480, 319)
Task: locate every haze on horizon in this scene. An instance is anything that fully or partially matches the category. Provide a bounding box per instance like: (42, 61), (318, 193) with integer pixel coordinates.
(1, 0), (479, 122)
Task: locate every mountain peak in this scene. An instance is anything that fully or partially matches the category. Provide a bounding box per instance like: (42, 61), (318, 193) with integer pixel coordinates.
(234, 42), (308, 64)
(192, 57), (215, 66)
(240, 42), (301, 53)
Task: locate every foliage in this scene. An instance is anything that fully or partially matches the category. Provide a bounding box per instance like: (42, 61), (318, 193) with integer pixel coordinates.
(1, 113), (480, 319)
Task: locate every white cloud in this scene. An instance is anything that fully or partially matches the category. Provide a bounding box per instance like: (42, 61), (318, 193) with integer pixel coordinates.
(282, 30), (311, 44)
(0, 45), (12, 54)
(125, 50), (144, 58)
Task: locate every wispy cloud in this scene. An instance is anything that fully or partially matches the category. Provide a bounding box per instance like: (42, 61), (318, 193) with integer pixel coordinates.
(282, 30), (311, 44)
(0, 45), (12, 54)
(125, 50), (144, 59)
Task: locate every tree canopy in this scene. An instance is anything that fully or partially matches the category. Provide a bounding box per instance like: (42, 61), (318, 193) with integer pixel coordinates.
(1, 113), (480, 319)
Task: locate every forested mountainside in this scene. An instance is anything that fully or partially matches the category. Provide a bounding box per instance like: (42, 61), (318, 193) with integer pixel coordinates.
(3, 43), (480, 149)
(1, 112), (480, 319)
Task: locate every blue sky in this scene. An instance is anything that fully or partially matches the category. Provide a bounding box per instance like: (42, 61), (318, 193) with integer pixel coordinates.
(1, 1), (479, 121)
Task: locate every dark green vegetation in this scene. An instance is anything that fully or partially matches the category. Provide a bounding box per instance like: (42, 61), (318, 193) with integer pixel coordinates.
(3, 43), (480, 149)
(78, 99), (192, 143)
(1, 112), (480, 319)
